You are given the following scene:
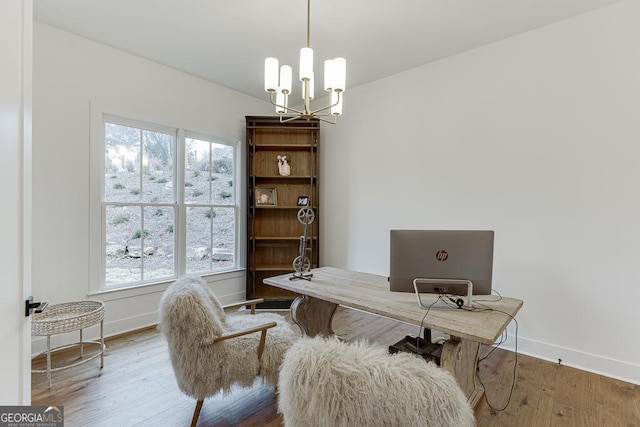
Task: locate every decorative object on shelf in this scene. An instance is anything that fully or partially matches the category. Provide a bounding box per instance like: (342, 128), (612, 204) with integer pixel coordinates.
(263, 0), (346, 124)
(291, 205), (315, 281)
(297, 195), (310, 207)
(255, 187), (278, 206)
(277, 154), (291, 176)
(296, 206), (315, 225)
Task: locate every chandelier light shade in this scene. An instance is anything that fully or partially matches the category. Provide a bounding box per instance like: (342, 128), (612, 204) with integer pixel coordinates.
(264, 57), (279, 92)
(280, 65), (293, 94)
(299, 47), (313, 81)
(264, 0), (346, 124)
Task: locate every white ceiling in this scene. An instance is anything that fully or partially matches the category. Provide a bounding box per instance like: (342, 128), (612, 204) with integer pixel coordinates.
(34, 0), (622, 100)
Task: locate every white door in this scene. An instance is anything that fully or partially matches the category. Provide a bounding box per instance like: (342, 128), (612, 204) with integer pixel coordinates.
(0, 0), (33, 405)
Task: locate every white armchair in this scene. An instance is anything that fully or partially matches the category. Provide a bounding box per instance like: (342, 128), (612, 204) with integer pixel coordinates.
(159, 276), (298, 426)
(278, 336), (475, 427)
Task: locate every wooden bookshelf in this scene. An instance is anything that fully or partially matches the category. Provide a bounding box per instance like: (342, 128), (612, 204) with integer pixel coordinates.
(246, 116), (320, 305)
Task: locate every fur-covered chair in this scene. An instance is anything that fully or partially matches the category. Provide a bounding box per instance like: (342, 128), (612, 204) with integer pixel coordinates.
(158, 276), (298, 426)
(278, 336), (475, 427)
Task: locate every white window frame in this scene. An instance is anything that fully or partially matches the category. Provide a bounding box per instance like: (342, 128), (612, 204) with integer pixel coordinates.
(89, 105), (241, 296)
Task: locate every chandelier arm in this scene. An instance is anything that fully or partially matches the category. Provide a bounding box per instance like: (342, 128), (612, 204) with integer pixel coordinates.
(316, 115), (337, 124)
(268, 92), (306, 115)
(309, 104), (332, 115)
(281, 113), (336, 124)
(309, 91), (342, 115)
(279, 111), (336, 124)
(279, 114), (325, 124)
(279, 115), (298, 123)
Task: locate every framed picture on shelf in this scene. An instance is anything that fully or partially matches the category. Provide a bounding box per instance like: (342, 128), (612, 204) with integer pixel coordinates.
(255, 187), (277, 206)
(297, 196), (310, 207)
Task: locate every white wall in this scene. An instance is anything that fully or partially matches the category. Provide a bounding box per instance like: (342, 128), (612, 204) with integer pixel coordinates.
(321, 0), (640, 384)
(32, 23), (272, 353)
(0, 0), (32, 404)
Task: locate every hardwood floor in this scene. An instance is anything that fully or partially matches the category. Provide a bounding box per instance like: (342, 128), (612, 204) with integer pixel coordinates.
(32, 307), (640, 426)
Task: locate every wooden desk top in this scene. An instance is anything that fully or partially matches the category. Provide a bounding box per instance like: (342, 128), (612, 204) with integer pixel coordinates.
(264, 267), (523, 344)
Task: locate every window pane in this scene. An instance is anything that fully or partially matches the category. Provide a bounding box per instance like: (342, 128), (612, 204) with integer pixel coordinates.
(184, 138), (211, 204)
(186, 206), (213, 273)
(212, 206), (235, 269)
(105, 122), (141, 203)
(105, 204), (141, 285)
(212, 143), (234, 205)
(185, 206), (235, 273)
(143, 130), (175, 203)
(143, 206), (175, 280)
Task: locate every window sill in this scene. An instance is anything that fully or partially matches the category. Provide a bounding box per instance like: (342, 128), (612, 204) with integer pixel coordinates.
(87, 269), (245, 302)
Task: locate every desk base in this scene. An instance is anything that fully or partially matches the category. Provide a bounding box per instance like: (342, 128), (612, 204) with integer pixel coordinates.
(441, 336), (484, 407)
(290, 295), (484, 406)
(290, 295), (337, 336)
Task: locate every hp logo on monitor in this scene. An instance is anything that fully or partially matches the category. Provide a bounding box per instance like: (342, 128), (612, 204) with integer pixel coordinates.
(435, 250), (448, 262)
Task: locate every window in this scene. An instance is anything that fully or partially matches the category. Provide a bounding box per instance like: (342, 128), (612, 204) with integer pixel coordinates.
(100, 116), (238, 289)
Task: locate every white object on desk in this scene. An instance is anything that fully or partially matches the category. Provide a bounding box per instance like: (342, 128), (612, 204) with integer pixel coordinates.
(413, 278), (474, 309)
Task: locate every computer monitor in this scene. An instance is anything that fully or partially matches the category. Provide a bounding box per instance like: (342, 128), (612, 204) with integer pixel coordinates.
(389, 230), (494, 295)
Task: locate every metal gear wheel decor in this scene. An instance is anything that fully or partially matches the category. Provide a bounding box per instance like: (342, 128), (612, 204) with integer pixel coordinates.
(296, 207), (315, 225)
(292, 249), (312, 272)
(290, 203), (314, 281)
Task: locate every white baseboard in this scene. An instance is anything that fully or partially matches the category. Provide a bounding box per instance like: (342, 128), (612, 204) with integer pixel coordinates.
(498, 334), (640, 386)
(31, 290), (248, 356)
(31, 310), (159, 356)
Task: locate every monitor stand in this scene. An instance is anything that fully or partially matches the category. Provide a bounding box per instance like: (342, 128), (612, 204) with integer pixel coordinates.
(413, 278), (474, 309)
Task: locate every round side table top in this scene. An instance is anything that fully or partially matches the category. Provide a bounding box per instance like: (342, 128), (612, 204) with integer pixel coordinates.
(32, 300), (105, 336)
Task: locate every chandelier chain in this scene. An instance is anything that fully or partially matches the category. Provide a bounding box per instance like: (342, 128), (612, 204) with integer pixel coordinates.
(306, 0), (311, 48)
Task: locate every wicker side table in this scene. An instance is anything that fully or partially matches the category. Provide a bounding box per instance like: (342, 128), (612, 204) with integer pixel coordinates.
(31, 300), (106, 388)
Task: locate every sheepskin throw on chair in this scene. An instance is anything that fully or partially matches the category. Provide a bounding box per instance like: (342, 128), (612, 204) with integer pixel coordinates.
(159, 276), (298, 425)
(278, 336), (475, 427)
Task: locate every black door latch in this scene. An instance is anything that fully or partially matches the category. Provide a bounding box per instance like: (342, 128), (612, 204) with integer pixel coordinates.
(25, 296), (48, 317)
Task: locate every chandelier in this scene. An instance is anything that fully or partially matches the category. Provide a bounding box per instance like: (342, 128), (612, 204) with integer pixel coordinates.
(264, 0), (346, 124)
